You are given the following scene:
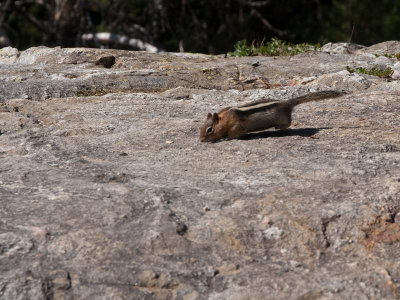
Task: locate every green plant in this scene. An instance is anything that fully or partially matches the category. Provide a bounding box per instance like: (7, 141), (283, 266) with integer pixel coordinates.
(228, 40), (254, 57)
(228, 38), (319, 57)
(381, 53), (400, 60)
(346, 65), (394, 78)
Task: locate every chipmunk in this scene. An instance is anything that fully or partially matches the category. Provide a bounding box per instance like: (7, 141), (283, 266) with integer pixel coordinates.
(199, 90), (344, 142)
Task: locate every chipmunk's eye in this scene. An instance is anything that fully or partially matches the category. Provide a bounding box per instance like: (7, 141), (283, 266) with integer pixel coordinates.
(206, 127), (213, 134)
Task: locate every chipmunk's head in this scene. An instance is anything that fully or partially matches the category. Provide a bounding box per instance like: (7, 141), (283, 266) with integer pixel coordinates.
(199, 112), (224, 142)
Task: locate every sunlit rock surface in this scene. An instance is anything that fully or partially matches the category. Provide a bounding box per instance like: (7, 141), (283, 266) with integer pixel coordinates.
(1, 42), (399, 299)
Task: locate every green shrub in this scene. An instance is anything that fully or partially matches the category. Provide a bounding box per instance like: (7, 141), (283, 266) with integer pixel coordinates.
(346, 65), (394, 78)
(228, 38), (319, 57)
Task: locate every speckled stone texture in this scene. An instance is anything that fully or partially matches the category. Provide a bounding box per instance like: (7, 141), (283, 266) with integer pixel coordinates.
(0, 42), (399, 299)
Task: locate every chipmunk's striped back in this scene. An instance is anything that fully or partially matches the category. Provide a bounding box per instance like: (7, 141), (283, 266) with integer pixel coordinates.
(199, 90), (345, 142)
(232, 91), (343, 133)
(233, 100), (291, 132)
(236, 101), (280, 114)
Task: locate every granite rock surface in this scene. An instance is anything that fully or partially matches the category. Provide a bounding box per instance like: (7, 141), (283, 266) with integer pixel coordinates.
(0, 42), (400, 299)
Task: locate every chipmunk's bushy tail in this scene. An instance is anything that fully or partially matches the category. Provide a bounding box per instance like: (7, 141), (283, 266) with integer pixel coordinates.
(288, 90), (344, 106)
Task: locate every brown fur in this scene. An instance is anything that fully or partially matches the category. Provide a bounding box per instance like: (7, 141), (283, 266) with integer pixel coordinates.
(199, 90), (344, 142)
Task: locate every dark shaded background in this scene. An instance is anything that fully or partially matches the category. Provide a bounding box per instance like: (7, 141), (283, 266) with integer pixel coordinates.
(1, 0), (400, 53)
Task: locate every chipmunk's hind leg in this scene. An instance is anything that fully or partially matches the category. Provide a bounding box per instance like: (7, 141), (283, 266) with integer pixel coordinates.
(275, 123), (291, 130)
(274, 115), (291, 130)
(274, 106), (292, 130)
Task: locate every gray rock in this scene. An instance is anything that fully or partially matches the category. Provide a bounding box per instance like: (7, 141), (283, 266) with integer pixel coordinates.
(0, 46), (19, 64)
(1, 42), (400, 299)
(359, 40), (400, 55)
(373, 55), (395, 68)
(320, 42), (365, 54)
(312, 70), (371, 90)
(392, 62), (400, 79)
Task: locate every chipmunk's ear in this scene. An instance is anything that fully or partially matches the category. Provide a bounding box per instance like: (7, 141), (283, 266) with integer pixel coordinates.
(212, 113), (219, 124)
(207, 113), (212, 119)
